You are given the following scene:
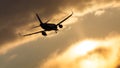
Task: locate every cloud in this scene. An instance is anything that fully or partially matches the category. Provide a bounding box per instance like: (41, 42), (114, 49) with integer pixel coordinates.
(0, 0), (120, 54)
(94, 10), (105, 16)
(39, 35), (120, 68)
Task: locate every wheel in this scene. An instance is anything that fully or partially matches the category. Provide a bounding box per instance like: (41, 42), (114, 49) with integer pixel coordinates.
(42, 31), (47, 36)
(59, 25), (63, 28)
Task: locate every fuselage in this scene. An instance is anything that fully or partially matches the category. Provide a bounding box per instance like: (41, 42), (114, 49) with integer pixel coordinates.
(40, 23), (58, 31)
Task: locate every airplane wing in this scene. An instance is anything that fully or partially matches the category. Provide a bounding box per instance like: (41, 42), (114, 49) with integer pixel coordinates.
(57, 12), (73, 25)
(22, 31), (43, 36)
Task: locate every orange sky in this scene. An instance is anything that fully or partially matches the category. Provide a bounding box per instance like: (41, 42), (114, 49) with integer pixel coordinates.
(0, 0), (120, 68)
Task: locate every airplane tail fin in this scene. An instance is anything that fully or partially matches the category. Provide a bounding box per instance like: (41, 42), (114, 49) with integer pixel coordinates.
(36, 13), (43, 24)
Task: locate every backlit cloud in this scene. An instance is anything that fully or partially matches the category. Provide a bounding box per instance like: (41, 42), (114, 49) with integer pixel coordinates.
(0, 0), (120, 55)
(39, 35), (120, 68)
(94, 10), (105, 16)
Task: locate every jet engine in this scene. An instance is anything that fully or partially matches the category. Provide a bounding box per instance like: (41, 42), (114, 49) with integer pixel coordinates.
(42, 31), (47, 36)
(59, 24), (63, 28)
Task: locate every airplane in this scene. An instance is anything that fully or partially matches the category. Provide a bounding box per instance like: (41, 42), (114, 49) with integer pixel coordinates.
(23, 12), (73, 36)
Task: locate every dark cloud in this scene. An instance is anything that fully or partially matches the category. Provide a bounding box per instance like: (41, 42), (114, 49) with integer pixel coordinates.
(0, 0), (120, 46)
(0, 0), (120, 68)
(0, 0), (64, 46)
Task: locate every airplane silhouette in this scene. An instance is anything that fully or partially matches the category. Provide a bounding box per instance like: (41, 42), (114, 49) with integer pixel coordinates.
(23, 12), (73, 36)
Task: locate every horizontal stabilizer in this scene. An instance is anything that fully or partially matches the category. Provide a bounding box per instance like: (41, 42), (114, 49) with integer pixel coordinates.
(23, 31), (43, 36)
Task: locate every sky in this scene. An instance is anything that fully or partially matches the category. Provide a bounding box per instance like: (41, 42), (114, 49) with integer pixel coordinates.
(0, 0), (120, 68)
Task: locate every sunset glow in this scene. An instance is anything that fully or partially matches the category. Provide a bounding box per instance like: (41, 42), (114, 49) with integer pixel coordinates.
(0, 0), (120, 68)
(40, 36), (120, 68)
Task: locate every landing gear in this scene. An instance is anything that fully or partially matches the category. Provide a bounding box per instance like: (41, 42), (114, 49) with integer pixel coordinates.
(42, 31), (47, 36)
(55, 28), (58, 33)
(59, 24), (63, 28)
(55, 30), (58, 33)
